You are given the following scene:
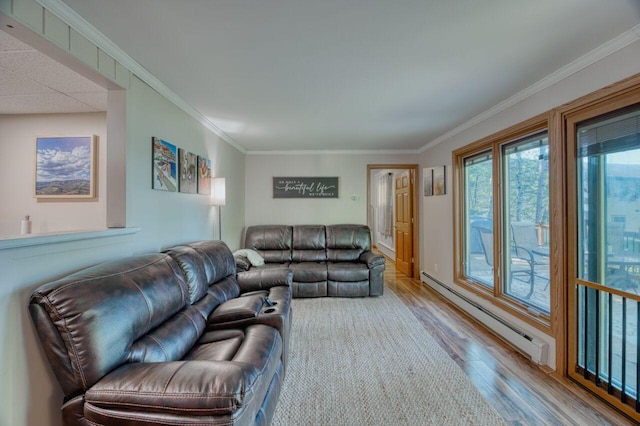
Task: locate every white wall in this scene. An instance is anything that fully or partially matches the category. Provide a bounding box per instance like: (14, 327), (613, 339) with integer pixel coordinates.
(419, 40), (640, 370)
(244, 153), (415, 228)
(0, 75), (246, 426)
(0, 113), (107, 236)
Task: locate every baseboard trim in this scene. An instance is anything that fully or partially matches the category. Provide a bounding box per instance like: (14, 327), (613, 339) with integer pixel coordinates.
(420, 271), (549, 365)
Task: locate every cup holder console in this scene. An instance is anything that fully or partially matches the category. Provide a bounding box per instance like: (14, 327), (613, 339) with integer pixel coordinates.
(264, 308), (276, 314)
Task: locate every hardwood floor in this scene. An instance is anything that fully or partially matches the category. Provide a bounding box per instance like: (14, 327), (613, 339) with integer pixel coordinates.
(384, 261), (636, 426)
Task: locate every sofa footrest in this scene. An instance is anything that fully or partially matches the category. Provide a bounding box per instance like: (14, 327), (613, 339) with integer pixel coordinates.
(292, 281), (328, 297)
(328, 280), (370, 297)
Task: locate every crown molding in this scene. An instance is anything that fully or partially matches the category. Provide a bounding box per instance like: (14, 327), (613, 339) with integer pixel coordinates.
(36, 0), (246, 154)
(246, 148), (420, 156)
(33, 1), (640, 157)
(419, 23), (640, 154)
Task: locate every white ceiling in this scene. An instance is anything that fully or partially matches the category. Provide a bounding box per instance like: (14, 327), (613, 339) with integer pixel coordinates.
(0, 30), (107, 114)
(57, 0), (640, 152)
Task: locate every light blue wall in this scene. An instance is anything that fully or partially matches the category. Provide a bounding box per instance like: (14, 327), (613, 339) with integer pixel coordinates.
(0, 5), (246, 423)
(0, 75), (246, 426)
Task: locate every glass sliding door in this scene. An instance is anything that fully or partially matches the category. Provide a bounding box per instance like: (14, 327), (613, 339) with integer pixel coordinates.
(572, 105), (640, 413)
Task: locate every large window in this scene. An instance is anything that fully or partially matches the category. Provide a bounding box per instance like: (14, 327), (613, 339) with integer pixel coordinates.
(502, 134), (550, 313)
(454, 75), (640, 419)
(454, 118), (551, 324)
(464, 152), (494, 288)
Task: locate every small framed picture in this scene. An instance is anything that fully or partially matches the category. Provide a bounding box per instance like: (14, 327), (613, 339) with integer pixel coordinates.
(423, 168), (433, 197)
(179, 148), (198, 194)
(34, 135), (97, 199)
(152, 137), (178, 192)
(198, 156), (211, 195)
(433, 166), (446, 195)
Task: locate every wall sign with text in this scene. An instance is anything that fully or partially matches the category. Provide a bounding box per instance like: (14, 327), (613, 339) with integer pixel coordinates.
(273, 177), (339, 198)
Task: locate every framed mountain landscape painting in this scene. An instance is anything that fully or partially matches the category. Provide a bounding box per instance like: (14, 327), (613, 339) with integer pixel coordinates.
(34, 135), (97, 199)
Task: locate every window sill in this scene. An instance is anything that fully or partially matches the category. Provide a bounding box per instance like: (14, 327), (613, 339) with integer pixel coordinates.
(0, 227), (141, 250)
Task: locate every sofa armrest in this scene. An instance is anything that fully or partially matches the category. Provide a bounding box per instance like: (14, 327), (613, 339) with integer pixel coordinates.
(237, 269), (293, 293)
(234, 254), (251, 272)
(85, 360), (260, 415)
(359, 251), (386, 268)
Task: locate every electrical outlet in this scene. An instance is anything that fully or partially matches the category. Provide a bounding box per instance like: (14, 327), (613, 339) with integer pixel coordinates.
(434, 263), (438, 272)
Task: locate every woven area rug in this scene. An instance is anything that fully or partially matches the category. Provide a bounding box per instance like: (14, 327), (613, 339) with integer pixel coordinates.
(271, 289), (506, 425)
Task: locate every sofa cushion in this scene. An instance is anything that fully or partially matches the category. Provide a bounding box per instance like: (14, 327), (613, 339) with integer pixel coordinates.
(326, 224), (372, 262)
(129, 305), (206, 363)
(292, 225), (327, 262)
(290, 262), (328, 282)
(29, 253), (190, 396)
(245, 225), (293, 263)
(84, 325), (282, 421)
(237, 268), (293, 293)
(185, 329), (245, 361)
(163, 245), (209, 303)
(186, 240), (237, 285)
(327, 262), (370, 282)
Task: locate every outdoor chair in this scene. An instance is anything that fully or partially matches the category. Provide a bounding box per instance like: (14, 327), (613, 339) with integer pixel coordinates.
(477, 226), (535, 298)
(510, 222), (550, 292)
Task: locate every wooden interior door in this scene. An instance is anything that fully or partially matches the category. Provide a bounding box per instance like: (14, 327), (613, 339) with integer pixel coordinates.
(395, 170), (413, 276)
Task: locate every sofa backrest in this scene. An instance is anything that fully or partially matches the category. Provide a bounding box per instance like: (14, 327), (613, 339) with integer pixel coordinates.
(245, 225), (293, 263)
(326, 224), (372, 262)
(185, 240), (238, 284)
(244, 224), (374, 264)
(29, 253), (201, 397)
(164, 242), (241, 321)
(292, 225), (327, 262)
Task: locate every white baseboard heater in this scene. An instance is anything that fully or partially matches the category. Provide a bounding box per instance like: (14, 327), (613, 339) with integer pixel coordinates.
(420, 271), (549, 365)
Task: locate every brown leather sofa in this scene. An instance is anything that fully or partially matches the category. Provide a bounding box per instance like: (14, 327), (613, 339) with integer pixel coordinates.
(29, 240), (292, 426)
(236, 224), (385, 298)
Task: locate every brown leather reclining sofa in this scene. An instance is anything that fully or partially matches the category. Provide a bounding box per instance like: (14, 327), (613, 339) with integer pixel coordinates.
(29, 240), (292, 426)
(236, 224), (385, 298)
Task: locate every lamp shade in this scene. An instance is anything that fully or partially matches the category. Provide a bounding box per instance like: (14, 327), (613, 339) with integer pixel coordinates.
(212, 177), (226, 206)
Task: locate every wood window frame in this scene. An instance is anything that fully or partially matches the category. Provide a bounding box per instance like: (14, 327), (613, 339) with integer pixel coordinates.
(452, 71), (640, 397)
(453, 113), (556, 334)
(559, 76), (640, 412)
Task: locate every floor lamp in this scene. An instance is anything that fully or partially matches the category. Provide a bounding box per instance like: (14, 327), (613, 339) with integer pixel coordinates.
(212, 177), (226, 240)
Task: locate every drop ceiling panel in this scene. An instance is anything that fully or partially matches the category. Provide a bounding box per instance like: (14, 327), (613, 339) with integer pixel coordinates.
(0, 29), (108, 114)
(0, 93), (99, 114)
(0, 68), (56, 96)
(0, 31), (33, 51)
(67, 91), (107, 110)
(0, 50), (105, 93)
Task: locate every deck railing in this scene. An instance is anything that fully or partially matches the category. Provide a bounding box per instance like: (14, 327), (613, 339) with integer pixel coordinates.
(576, 280), (640, 412)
